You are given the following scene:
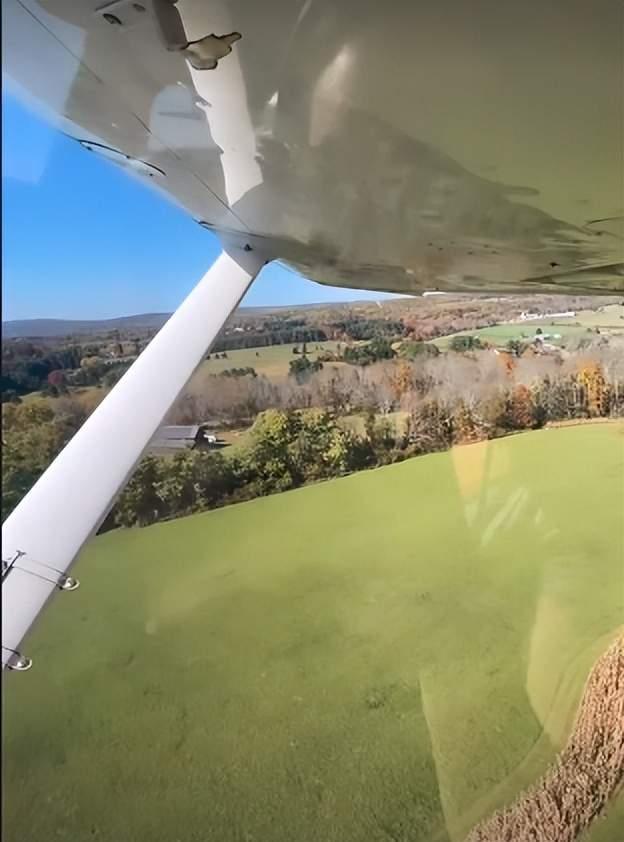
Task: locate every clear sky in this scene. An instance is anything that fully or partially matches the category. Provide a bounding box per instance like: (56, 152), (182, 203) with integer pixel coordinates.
(2, 93), (402, 321)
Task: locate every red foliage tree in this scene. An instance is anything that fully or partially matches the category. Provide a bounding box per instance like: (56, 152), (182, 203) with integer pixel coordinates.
(47, 370), (66, 387)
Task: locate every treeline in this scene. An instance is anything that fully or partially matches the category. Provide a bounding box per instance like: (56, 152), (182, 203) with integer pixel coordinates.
(2, 355), (622, 527)
(107, 360), (623, 528)
(341, 337), (395, 365)
(2, 399), (88, 514)
(107, 410), (372, 528)
(175, 342), (624, 429)
(4, 295), (619, 402)
(1, 342), (83, 397)
(1, 339), (138, 399)
(328, 317), (407, 341)
(212, 327), (328, 352)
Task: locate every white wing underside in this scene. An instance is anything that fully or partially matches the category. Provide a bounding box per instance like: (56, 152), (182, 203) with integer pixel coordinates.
(3, 0), (623, 296)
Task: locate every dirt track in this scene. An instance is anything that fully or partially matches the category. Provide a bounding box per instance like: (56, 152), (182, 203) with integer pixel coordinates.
(465, 635), (624, 842)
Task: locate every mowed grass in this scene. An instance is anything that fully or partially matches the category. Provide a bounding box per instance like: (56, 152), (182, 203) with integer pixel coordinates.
(432, 323), (590, 350)
(432, 305), (624, 351)
(547, 303), (624, 329)
(196, 341), (340, 379)
(581, 792), (624, 842)
(3, 424), (623, 842)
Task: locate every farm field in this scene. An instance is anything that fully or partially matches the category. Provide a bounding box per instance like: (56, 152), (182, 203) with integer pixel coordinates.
(195, 340), (341, 379)
(432, 304), (624, 351)
(544, 303), (624, 328)
(3, 423), (623, 842)
(432, 323), (591, 350)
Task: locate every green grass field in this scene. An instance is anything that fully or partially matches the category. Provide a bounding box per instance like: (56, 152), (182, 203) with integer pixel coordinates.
(195, 341), (341, 379)
(3, 424), (623, 842)
(546, 303), (624, 329)
(432, 323), (590, 350)
(432, 305), (624, 351)
(581, 793), (624, 842)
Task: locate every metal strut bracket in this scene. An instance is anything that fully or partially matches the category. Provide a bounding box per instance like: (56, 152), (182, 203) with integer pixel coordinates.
(2, 646), (32, 671)
(2, 550), (80, 672)
(3, 550), (80, 593)
(151, 0), (241, 70)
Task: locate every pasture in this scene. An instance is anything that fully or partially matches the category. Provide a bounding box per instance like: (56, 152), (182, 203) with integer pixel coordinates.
(196, 340), (341, 379)
(3, 423), (623, 842)
(432, 304), (624, 351)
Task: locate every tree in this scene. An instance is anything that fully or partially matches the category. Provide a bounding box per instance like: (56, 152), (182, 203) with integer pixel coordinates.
(509, 384), (534, 429)
(449, 335), (482, 353)
(408, 400), (453, 452)
(578, 362), (609, 417)
(153, 452), (198, 517)
(242, 409), (301, 493)
(529, 380), (549, 427)
(289, 356), (322, 384)
(113, 457), (163, 527)
(288, 410), (357, 479)
(47, 370), (66, 387)
(453, 400), (488, 443)
(391, 360), (413, 402)
(506, 339), (527, 357)
(53, 397), (88, 441)
(368, 337), (395, 361)
(481, 391), (513, 436)
(363, 411), (396, 461)
(400, 341), (439, 360)
(544, 377), (574, 421)
(342, 338), (394, 366)
(2, 400), (62, 518)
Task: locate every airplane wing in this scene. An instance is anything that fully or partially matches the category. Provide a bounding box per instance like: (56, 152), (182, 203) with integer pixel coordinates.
(3, 0), (623, 296)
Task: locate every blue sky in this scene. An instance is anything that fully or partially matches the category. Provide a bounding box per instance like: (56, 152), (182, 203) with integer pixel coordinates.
(2, 93), (401, 321)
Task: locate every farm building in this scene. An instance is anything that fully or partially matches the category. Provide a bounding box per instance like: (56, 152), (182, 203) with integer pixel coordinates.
(148, 425), (224, 455)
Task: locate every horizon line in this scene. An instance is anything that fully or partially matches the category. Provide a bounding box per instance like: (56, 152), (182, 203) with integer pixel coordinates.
(2, 297), (416, 325)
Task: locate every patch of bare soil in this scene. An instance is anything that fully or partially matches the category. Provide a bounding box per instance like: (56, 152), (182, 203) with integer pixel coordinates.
(465, 635), (624, 842)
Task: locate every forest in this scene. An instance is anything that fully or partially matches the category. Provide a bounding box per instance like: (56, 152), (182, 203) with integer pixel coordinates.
(3, 324), (622, 528)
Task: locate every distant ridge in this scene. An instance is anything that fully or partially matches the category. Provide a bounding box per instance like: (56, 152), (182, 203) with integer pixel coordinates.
(2, 313), (172, 339)
(1, 299), (396, 339)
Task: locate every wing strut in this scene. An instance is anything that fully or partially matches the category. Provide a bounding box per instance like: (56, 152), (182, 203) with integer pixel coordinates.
(2, 248), (266, 670)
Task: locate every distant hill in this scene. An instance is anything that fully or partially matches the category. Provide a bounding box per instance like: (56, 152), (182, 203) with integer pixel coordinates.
(1, 310), (278, 339)
(1, 300), (395, 339)
(2, 313), (173, 339)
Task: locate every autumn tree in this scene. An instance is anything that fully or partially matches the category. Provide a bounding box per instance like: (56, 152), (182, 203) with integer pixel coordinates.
(391, 360), (413, 403)
(408, 400), (453, 452)
(47, 370), (66, 387)
(509, 384), (534, 429)
(578, 363), (609, 417)
(453, 400), (488, 443)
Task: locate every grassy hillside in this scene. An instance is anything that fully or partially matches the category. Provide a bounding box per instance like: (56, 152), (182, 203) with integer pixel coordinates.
(3, 424), (623, 842)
